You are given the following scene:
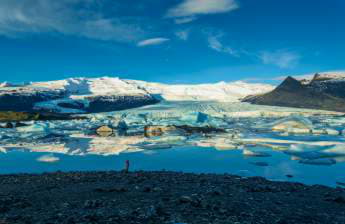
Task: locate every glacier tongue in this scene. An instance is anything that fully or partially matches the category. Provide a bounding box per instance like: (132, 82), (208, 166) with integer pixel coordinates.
(126, 79), (274, 102)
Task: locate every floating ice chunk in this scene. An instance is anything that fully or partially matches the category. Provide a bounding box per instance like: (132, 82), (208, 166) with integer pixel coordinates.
(37, 154), (60, 163)
(269, 115), (313, 131)
(122, 113), (147, 126)
(324, 128), (339, 135)
(0, 147), (7, 153)
(285, 144), (331, 159)
(190, 135), (236, 150)
(243, 149), (271, 157)
(179, 112), (209, 125)
(299, 158), (336, 166)
(214, 143), (237, 151)
(289, 144), (331, 152)
(206, 117), (229, 128)
(150, 135), (187, 144)
(17, 123), (50, 133)
(323, 145), (345, 156)
(311, 129), (327, 135)
(286, 144), (345, 161)
(287, 128), (311, 134)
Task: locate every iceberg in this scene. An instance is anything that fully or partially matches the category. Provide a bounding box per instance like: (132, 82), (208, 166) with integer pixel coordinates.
(178, 112), (209, 126)
(323, 145), (345, 156)
(324, 128), (340, 135)
(243, 149), (271, 157)
(269, 115), (313, 132)
(37, 154), (60, 163)
(0, 146), (7, 153)
(285, 144), (345, 161)
(149, 135), (187, 145)
(17, 123), (50, 133)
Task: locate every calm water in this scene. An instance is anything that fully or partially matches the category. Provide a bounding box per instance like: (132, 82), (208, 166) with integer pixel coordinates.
(1, 144), (345, 188)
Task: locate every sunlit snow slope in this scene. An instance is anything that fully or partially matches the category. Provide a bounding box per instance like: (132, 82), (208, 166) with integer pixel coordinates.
(127, 80), (274, 102)
(0, 77), (274, 113)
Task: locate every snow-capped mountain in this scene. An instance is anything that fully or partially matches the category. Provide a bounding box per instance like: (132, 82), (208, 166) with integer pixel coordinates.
(30, 77), (149, 97)
(307, 72), (345, 100)
(309, 72), (345, 81)
(0, 77), (158, 114)
(27, 77), (274, 102)
(0, 77), (274, 114)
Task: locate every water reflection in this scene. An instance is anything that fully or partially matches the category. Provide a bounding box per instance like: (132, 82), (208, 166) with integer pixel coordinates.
(1, 130), (345, 187)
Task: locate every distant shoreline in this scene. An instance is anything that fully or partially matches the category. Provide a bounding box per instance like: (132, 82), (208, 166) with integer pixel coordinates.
(1, 171), (345, 224)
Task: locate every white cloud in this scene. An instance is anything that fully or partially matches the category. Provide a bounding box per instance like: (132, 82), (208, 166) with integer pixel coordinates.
(175, 30), (190, 41)
(260, 50), (301, 69)
(137, 38), (170, 47)
(0, 0), (145, 42)
(167, 0), (238, 18)
(207, 34), (237, 56)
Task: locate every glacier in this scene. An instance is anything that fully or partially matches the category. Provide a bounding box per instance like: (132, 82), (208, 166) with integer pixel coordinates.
(0, 77), (274, 114)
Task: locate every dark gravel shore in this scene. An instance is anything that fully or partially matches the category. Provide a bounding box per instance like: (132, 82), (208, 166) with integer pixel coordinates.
(1, 171), (345, 224)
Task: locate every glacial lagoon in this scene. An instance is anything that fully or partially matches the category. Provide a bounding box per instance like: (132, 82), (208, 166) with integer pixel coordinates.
(1, 102), (345, 188)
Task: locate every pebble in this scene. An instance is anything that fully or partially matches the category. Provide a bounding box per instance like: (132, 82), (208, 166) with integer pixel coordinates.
(1, 171), (345, 224)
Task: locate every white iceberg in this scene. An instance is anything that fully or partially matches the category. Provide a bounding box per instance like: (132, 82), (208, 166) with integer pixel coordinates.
(243, 149), (271, 157)
(37, 154), (60, 163)
(286, 144), (345, 161)
(16, 123), (50, 133)
(0, 146), (7, 153)
(268, 115), (313, 132)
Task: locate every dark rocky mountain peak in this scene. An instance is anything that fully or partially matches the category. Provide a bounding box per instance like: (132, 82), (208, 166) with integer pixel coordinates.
(278, 76), (304, 91)
(243, 75), (345, 112)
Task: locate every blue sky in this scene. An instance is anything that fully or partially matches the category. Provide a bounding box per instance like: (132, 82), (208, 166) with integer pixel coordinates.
(0, 0), (344, 84)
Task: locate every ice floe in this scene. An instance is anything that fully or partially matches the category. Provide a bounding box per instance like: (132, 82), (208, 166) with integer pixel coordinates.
(37, 154), (60, 163)
(243, 149), (271, 157)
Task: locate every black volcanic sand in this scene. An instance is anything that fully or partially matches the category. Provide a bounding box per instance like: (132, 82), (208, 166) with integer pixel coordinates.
(1, 171), (345, 224)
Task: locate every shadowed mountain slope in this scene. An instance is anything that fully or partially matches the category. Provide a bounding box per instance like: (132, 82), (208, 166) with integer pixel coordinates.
(243, 76), (345, 112)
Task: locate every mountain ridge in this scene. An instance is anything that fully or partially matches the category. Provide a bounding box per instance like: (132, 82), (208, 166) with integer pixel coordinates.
(243, 75), (345, 112)
(0, 77), (274, 114)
